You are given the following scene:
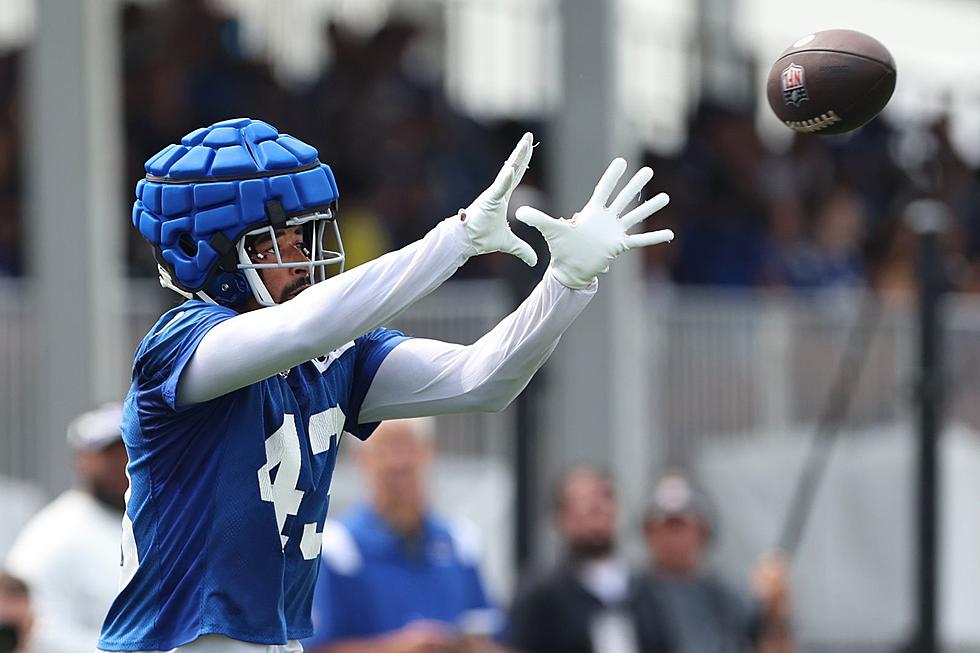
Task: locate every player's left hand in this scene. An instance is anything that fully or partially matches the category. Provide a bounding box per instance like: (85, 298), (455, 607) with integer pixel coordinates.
(460, 132), (538, 267)
(515, 158), (673, 289)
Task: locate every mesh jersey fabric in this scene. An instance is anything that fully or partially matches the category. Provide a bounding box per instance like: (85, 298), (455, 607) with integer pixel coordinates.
(99, 301), (406, 650)
(304, 506), (496, 646)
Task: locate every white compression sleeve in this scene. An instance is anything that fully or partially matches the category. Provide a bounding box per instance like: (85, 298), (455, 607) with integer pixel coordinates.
(177, 216), (476, 406)
(359, 270), (596, 422)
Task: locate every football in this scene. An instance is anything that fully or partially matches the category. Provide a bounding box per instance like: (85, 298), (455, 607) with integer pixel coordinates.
(766, 29), (896, 135)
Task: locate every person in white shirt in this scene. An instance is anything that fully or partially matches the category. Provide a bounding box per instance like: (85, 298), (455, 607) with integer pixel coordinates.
(6, 403), (129, 653)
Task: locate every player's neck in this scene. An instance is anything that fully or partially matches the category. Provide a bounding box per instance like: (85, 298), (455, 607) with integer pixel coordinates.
(238, 297), (262, 313)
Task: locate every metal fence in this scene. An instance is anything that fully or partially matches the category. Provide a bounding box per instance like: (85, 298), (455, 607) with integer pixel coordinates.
(647, 289), (980, 464)
(9, 280), (980, 485)
(0, 277), (516, 488)
(6, 278), (980, 647)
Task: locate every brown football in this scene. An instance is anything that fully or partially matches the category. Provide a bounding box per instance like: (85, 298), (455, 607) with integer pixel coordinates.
(766, 29), (896, 135)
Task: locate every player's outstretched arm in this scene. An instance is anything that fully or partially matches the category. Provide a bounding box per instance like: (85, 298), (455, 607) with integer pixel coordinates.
(359, 268), (594, 420)
(177, 135), (537, 406)
(358, 159), (672, 420)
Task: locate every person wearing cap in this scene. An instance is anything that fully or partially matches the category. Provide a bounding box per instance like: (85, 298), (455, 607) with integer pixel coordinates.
(642, 472), (792, 653)
(509, 465), (673, 653)
(5, 403), (129, 653)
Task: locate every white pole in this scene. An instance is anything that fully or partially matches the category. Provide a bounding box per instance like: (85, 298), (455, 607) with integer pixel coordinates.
(25, 0), (125, 492)
(544, 0), (652, 559)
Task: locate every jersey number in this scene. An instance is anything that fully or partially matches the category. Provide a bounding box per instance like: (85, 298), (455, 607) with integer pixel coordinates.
(256, 408), (345, 559)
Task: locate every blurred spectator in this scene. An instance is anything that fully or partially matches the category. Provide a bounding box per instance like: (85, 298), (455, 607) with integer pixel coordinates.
(121, 0), (302, 277)
(304, 418), (505, 653)
(509, 465), (673, 653)
(118, 3), (497, 278)
(0, 572), (32, 653)
(0, 0), (975, 292)
(4, 403), (127, 653)
(661, 105), (774, 287)
(642, 472), (792, 653)
(300, 18), (498, 276)
(767, 188), (867, 289)
(641, 100), (980, 297)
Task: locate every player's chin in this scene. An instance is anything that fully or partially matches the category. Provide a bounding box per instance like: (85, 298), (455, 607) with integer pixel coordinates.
(282, 284), (311, 303)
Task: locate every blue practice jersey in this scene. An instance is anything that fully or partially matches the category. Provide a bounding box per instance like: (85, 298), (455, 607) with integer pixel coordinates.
(99, 301), (406, 650)
(304, 506), (500, 647)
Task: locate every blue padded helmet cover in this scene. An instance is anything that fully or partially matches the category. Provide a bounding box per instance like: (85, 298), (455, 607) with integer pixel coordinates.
(133, 118), (339, 293)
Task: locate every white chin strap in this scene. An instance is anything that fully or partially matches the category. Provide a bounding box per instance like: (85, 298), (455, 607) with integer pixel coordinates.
(158, 264), (193, 300)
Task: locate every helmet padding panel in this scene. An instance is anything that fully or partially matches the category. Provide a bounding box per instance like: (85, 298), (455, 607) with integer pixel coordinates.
(133, 118), (341, 302)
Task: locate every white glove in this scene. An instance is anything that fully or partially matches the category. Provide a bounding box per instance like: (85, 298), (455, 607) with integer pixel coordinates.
(460, 132), (538, 267)
(515, 158), (673, 289)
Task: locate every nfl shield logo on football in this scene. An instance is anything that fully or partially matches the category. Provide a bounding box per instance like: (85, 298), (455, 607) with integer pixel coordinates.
(781, 63), (809, 107)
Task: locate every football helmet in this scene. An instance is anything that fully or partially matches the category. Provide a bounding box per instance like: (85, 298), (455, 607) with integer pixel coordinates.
(134, 117), (344, 307)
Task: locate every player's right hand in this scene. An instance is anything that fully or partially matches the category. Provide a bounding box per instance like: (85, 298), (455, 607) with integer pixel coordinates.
(515, 158), (673, 289)
(460, 132), (538, 267)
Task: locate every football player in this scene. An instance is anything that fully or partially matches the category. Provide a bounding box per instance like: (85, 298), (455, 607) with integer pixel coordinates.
(97, 118), (672, 653)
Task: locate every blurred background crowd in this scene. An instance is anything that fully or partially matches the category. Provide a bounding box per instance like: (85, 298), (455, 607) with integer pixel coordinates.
(3, 406), (793, 653)
(0, 0), (977, 298)
(4, 0), (980, 651)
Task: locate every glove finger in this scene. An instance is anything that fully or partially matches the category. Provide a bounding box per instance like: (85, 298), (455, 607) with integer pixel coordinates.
(504, 131), (532, 168)
(625, 229), (674, 249)
(609, 167), (653, 215)
(503, 234), (539, 267)
(510, 132), (534, 190)
(588, 158), (628, 207)
(485, 165), (515, 204)
(621, 192), (670, 229)
(515, 205), (559, 235)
